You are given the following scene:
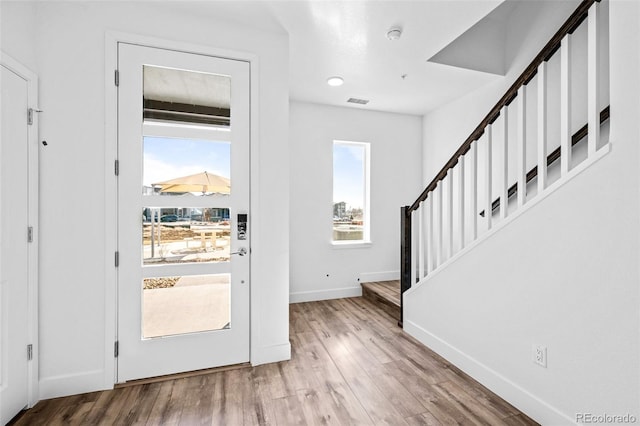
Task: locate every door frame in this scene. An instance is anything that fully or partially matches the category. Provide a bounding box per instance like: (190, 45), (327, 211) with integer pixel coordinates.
(104, 32), (260, 386)
(0, 51), (40, 407)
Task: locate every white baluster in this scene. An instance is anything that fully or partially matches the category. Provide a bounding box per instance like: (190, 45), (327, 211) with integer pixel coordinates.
(517, 86), (527, 208)
(457, 154), (465, 252)
(537, 61), (548, 193)
(446, 168), (454, 259)
(426, 196), (434, 274)
(436, 181), (443, 268)
(500, 106), (509, 220)
(485, 125), (493, 230)
(588, 1), (600, 156)
(469, 142), (478, 241)
(411, 209), (417, 286)
(561, 33), (572, 176)
(418, 202), (425, 281)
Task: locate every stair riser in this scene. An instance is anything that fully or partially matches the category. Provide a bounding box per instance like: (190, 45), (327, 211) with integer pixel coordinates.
(362, 288), (401, 321)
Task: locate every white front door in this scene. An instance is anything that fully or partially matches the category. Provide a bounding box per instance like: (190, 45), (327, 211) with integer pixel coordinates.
(0, 58), (36, 424)
(117, 43), (250, 382)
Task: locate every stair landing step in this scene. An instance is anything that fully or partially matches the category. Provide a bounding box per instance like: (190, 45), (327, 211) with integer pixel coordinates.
(361, 280), (400, 320)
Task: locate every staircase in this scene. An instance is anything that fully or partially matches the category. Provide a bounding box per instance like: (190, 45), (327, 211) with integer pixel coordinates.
(361, 280), (401, 321)
(399, 0), (610, 326)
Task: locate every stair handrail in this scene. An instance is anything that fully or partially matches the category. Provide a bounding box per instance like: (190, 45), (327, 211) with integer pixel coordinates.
(408, 0), (599, 214)
(399, 0), (603, 328)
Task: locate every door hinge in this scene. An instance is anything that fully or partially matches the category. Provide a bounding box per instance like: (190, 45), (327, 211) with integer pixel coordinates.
(114, 69), (120, 87)
(115, 251), (119, 267)
(114, 159), (119, 176)
(27, 344), (33, 361)
(114, 341), (119, 358)
(27, 226), (33, 243)
(27, 108), (42, 125)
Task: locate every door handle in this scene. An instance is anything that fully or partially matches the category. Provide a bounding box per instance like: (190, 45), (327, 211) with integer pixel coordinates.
(231, 247), (247, 256)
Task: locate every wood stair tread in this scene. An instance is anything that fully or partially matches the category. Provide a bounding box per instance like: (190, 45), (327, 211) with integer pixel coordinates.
(361, 280), (401, 321)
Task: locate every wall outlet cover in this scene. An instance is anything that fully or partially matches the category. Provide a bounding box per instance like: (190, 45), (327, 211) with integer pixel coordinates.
(533, 344), (547, 368)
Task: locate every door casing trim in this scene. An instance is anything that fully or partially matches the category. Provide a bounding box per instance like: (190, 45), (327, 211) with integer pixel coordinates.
(104, 31), (259, 387)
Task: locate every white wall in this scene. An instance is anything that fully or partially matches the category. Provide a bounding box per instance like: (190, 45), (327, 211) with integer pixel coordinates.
(406, 0), (640, 423)
(0, 2), (38, 72)
(2, 1), (290, 399)
(289, 101), (422, 302)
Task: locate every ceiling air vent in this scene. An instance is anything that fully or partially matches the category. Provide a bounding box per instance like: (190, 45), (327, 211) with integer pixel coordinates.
(347, 98), (369, 105)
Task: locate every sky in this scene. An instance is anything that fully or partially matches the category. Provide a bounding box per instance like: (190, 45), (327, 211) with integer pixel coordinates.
(333, 143), (366, 211)
(143, 136), (231, 187)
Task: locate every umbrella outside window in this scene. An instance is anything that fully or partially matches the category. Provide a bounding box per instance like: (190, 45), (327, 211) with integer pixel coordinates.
(152, 171), (230, 195)
(147, 171), (230, 259)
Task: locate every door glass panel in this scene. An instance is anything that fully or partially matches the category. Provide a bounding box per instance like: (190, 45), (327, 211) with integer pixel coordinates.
(138, 65), (235, 340)
(143, 65), (231, 127)
(142, 207), (231, 265)
(142, 273), (231, 338)
(143, 136), (231, 196)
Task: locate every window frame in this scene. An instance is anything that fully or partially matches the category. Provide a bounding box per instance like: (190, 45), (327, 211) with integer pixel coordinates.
(332, 140), (371, 246)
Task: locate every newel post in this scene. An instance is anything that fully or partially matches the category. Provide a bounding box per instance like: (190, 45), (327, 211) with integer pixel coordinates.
(399, 205), (412, 328)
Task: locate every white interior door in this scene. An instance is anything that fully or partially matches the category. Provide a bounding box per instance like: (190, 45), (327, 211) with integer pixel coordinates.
(0, 59), (36, 423)
(117, 43), (250, 382)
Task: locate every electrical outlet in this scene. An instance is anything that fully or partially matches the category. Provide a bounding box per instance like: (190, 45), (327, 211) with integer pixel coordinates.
(533, 345), (547, 368)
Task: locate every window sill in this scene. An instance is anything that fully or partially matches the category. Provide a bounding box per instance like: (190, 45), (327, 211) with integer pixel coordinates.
(331, 241), (372, 249)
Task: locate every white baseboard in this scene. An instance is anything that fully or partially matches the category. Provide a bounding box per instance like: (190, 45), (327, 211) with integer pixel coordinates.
(359, 271), (400, 283)
(38, 344), (292, 399)
(39, 369), (109, 400)
(289, 286), (362, 303)
(251, 342), (291, 366)
(403, 320), (576, 426)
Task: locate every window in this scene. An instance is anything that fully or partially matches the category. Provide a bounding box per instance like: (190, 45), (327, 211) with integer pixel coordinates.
(333, 141), (370, 244)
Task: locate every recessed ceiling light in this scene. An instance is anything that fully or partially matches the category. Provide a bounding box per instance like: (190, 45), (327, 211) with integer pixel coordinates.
(327, 76), (344, 87)
(387, 27), (402, 41)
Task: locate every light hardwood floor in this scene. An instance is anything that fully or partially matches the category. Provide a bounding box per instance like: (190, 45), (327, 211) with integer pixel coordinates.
(11, 297), (538, 425)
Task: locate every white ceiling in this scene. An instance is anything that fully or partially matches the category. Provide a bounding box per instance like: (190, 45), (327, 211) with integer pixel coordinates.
(267, 0), (504, 115)
(156, 0), (511, 116)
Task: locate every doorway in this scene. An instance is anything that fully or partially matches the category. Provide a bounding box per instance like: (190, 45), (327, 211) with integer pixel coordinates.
(0, 53), (39, 424)
(116, 43), (250, 382)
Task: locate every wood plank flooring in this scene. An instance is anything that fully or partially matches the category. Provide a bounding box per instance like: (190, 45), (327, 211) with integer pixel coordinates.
(12, 297), (538, 425)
